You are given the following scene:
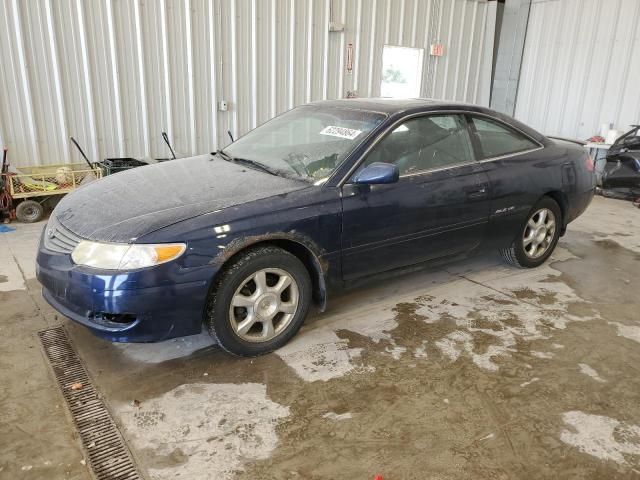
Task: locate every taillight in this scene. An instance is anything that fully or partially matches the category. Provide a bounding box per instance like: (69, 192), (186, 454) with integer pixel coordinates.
(584, 154), (594, 172)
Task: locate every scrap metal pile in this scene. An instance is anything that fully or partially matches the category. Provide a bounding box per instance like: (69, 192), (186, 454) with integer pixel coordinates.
(600, 125), (640, 205)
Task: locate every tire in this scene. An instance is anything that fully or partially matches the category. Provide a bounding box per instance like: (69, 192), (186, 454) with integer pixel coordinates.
(500, 196), (562, 268)
(205, 245), (312, 357)
(15, 200), (44, 223)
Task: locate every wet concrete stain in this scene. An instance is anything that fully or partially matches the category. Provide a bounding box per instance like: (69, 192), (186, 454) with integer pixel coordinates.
(481, 294), (518, 306)
(512, 287), (559, 305)
(561, 411), (640, 465)
(61, 233), (640, 479)
(116, 382), (291, 479)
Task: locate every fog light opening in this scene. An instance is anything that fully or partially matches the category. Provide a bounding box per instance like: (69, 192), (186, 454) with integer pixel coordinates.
(94, 312), (137, 325)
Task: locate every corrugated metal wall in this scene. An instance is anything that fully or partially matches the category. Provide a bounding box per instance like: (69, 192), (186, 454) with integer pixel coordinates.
(0, 0), (496, 167)
(515, 0), (640, 139)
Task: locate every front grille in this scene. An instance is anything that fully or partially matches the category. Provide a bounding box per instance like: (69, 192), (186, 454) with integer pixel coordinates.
(44, 216), (83, 254)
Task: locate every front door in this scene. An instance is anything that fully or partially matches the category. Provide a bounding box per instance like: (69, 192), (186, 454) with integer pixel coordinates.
(340, 114), (492, 280)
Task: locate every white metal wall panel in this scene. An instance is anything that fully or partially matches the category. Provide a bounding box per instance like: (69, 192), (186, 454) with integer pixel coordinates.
(515, 0), (640, 139)
(0, 0), (495, 166)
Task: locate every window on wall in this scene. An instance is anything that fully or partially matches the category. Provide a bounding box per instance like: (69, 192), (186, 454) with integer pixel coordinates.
(380, 46), (425, 98)
(470, 116), (540, 159)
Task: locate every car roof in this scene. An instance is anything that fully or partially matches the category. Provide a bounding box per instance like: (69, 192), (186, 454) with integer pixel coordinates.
(307, 97), (487, 115)
(306, 97), (549, 145)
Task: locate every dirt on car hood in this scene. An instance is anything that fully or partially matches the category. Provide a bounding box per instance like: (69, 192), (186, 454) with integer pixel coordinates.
(53, 154), (308, 242)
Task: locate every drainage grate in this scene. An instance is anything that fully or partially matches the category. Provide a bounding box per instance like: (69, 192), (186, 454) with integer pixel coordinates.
(39, 326), (141, 480)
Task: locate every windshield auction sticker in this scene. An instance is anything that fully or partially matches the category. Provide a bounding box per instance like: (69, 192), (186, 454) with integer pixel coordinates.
(319, 126), (362, 140)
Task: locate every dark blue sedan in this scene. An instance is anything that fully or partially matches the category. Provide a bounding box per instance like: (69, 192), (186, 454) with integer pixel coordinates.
(36, 99), (595, 356)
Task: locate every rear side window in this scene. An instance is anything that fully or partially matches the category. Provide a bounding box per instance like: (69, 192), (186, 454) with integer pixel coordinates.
(470, 116), (539, 159)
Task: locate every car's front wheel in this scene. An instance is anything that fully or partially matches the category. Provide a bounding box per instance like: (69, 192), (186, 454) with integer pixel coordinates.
(500, 196), (562, 268)
(205, 245), (312, 356)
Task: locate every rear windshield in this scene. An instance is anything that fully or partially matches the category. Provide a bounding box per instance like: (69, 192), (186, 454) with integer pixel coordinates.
(224, 105), (386, 183)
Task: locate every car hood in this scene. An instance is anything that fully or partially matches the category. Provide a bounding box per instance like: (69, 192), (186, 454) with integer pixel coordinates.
(53, 154), (309, 242)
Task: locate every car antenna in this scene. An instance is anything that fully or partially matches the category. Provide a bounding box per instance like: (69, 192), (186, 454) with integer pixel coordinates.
(69, 137), (95, 170)
(162, 131), (177, 160)
(227, 130), (234, 143)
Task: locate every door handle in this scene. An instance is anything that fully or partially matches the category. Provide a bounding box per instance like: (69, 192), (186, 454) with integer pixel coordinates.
(466, 186), (488, 199)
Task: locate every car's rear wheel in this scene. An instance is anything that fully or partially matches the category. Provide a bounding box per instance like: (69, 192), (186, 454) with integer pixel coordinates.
(205, 245), (312, 356)
(500, 196), (561, 268)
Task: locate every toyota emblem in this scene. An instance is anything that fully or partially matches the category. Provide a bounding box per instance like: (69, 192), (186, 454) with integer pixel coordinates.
(47, 228), (55, 238)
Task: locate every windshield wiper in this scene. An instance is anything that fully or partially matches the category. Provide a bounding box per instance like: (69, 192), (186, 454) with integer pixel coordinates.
(213, 149), (232, 161)
(212, 150), (279, 176)
(231, 157), (280, 176)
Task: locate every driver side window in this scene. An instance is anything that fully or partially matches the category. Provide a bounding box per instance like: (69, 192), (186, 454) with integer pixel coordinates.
(360, 114), (475, 176)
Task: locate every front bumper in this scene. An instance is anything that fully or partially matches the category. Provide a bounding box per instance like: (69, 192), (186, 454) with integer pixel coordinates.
(36, 241), (218, 342)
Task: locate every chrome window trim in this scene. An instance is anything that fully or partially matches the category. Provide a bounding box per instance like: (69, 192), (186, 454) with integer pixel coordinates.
(338, 109), (544, 186)
(398, 145), (545, 179)
(476, 145), (544, 164)
(399, 159), (479, 178)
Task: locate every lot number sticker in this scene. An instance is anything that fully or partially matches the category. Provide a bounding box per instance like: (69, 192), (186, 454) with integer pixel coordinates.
(319, 126), (362, 140)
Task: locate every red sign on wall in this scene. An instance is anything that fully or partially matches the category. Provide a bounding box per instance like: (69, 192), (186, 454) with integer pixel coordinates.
(430, 44), (444, 57)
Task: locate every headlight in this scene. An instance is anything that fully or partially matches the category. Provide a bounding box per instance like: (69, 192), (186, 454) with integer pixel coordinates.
(71, 241), (186, 270)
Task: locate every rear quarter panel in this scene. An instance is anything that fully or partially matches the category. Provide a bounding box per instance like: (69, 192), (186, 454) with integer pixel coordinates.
(481, 141), (594, 249)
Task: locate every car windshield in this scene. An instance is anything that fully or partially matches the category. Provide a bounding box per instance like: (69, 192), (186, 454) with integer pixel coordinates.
(222, 105), (386, 183)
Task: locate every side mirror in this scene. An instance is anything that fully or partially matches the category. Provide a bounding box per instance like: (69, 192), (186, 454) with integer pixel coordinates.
(352, 162), (399, 185)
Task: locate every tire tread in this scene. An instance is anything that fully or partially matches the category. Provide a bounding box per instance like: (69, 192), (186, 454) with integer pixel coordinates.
(16, 200), (44, 223)
(499, 244), (523, 267)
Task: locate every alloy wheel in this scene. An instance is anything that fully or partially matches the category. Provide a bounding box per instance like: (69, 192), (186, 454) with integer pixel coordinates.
(522, 207), (556, 259)
(228, 268), (299, 343)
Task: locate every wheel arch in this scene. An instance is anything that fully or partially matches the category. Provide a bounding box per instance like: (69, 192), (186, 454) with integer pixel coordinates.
(543, 190), (569, 234)
(210, 234), (328, 312)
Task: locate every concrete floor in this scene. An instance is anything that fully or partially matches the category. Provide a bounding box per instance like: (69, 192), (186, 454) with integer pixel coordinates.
(1, 196), (640, 479)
